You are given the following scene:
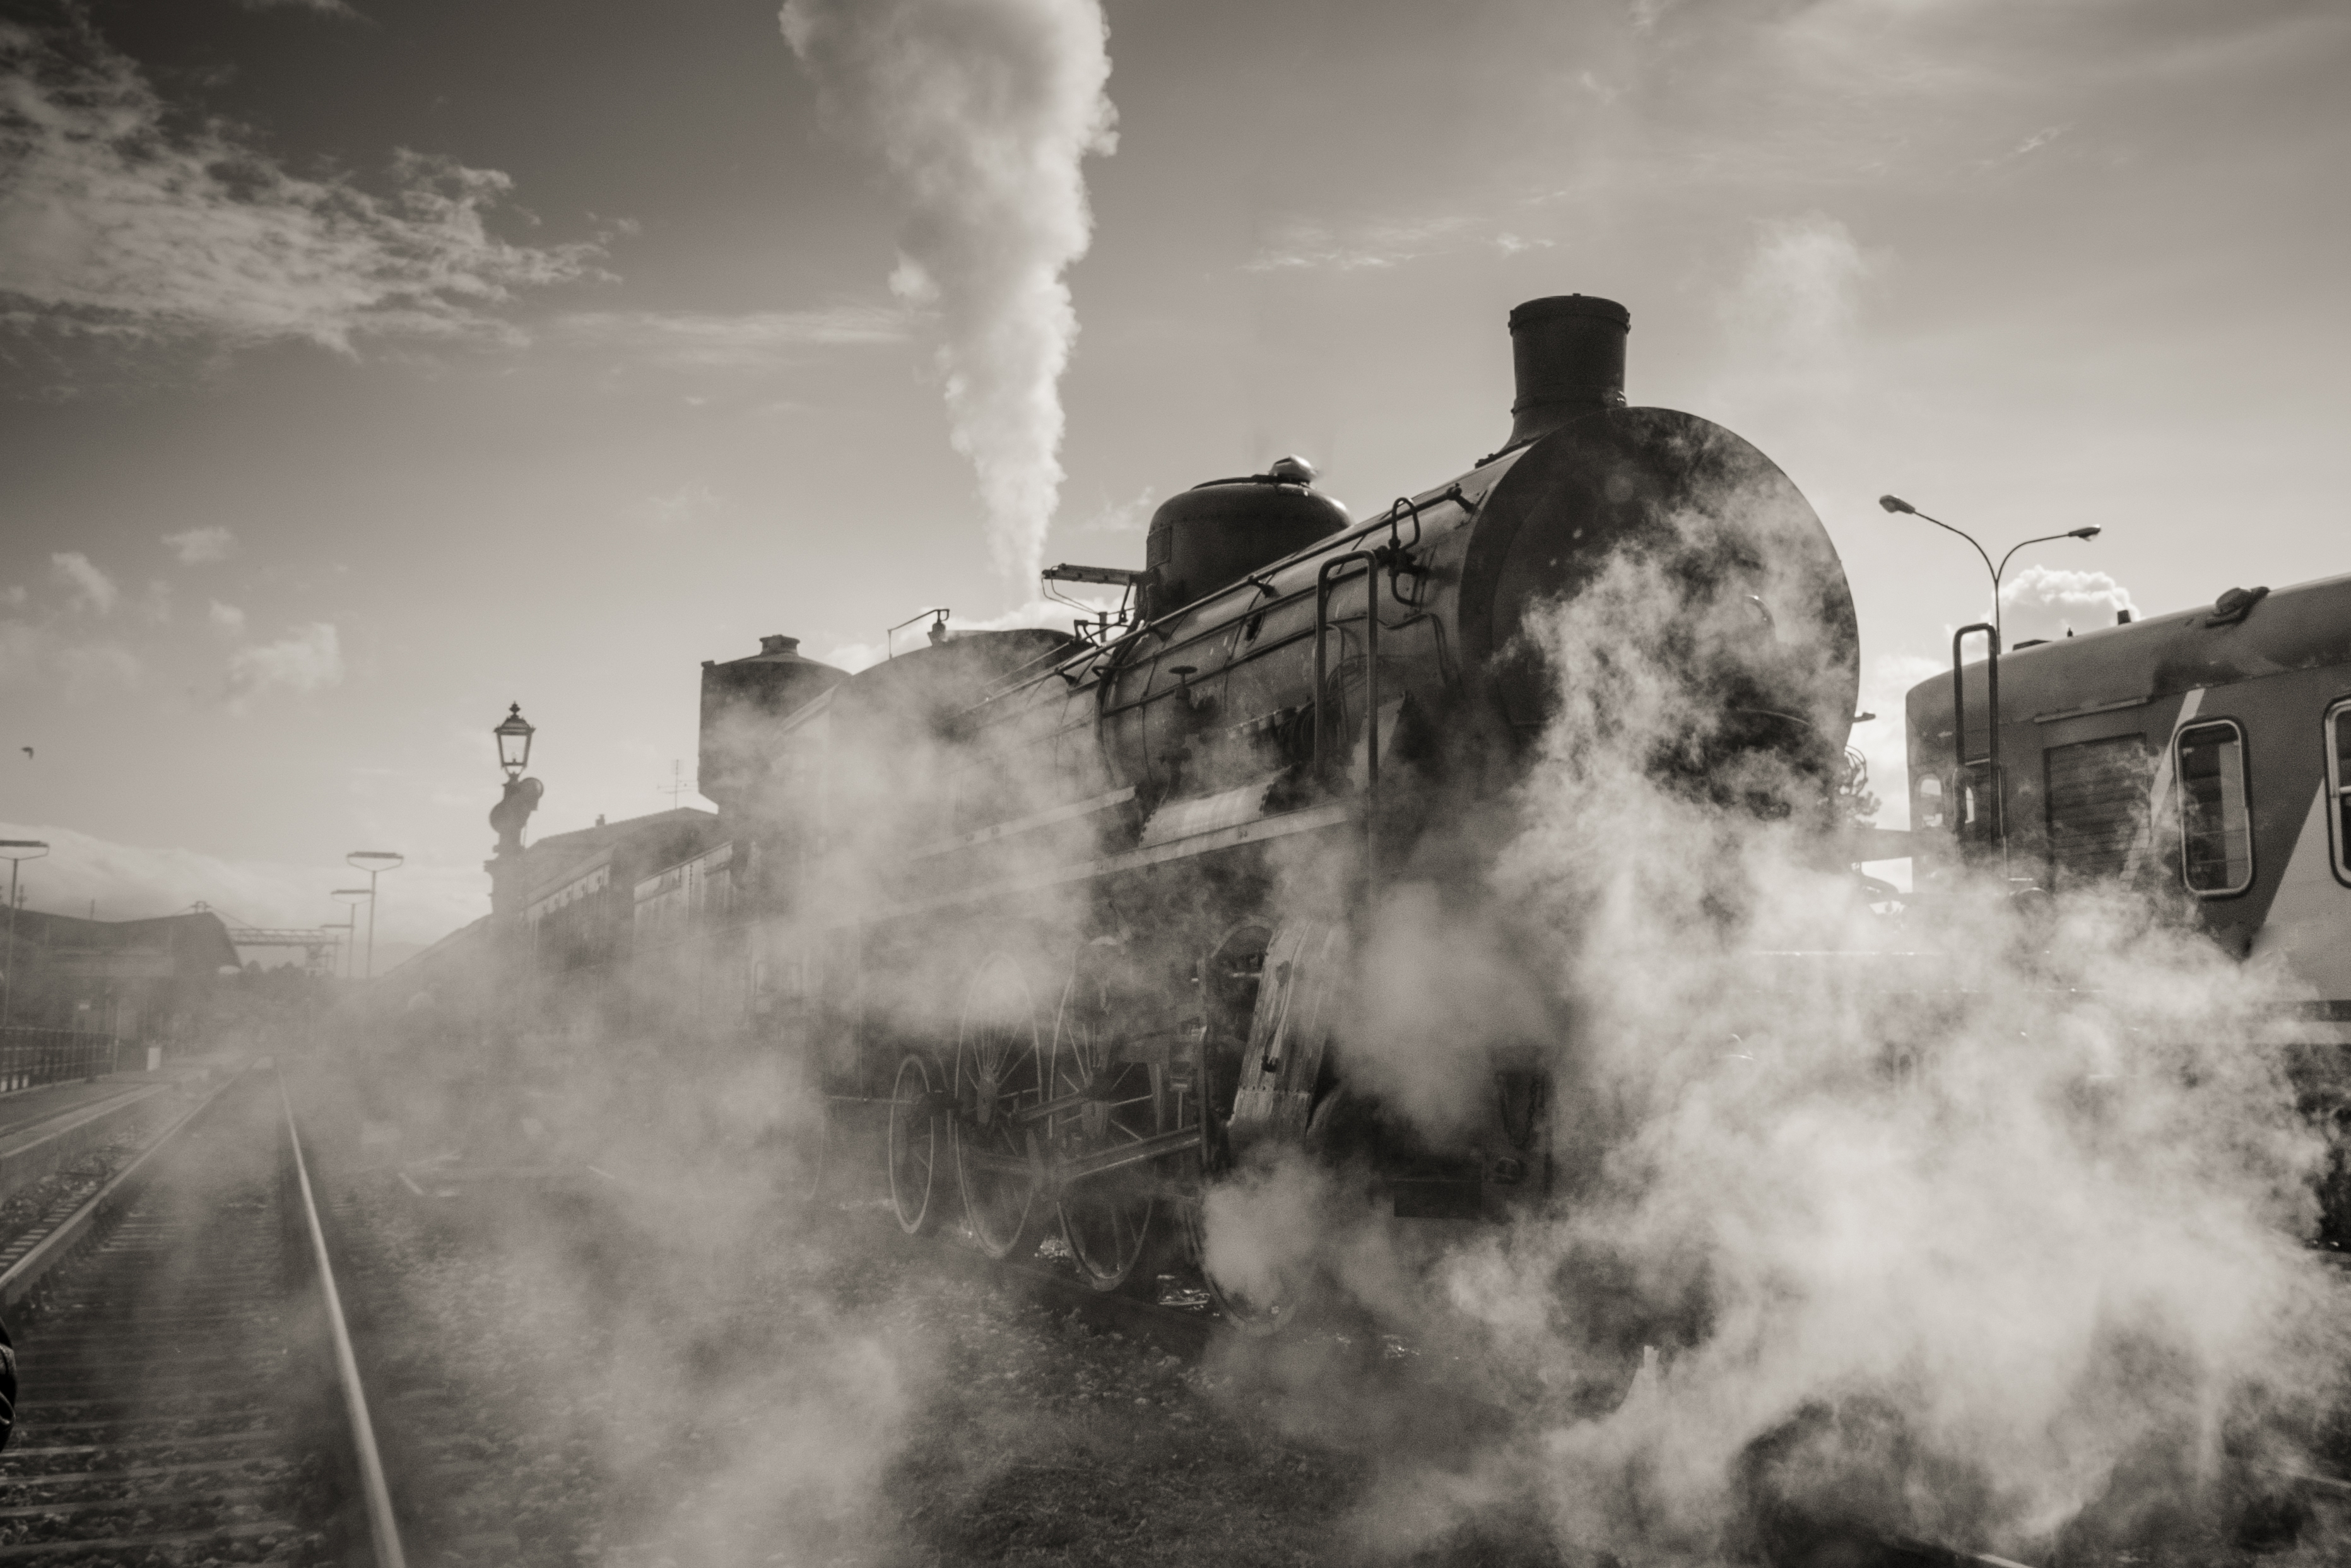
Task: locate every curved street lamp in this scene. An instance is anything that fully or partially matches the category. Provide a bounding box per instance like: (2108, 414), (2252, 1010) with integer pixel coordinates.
(1878, 495), (2102, 876)
(331, 888), (372, 981)
(346, 851), (404, 981)
(1878, 495), (2100, 654)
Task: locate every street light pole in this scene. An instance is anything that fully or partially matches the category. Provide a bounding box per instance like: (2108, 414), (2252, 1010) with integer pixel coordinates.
(332, 890), (371, 981)
(326, 911), (356, 979)
(1878, 496), (2101, 876)
(0, 840), (50, 1030)
(346, 851), (404, 981)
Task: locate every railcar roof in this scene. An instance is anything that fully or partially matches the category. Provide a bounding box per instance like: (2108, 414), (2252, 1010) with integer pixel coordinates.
(1905, 569), (2351, 726)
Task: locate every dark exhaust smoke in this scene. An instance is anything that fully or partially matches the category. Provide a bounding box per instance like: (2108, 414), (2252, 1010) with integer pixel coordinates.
(1508, 293), (1629, 448)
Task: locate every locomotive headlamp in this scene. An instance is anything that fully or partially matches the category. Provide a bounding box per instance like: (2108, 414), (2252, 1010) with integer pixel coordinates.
(493, 702), (535, 781)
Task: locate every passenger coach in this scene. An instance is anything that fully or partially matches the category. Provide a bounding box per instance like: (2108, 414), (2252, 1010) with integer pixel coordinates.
(1904, 572), (2351, 1025)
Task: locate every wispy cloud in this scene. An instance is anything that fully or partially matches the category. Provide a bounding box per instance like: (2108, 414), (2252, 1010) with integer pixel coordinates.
(1246, 215), (1469, 273)
(227, 621), (343, 704)
(208, 599), (246, 635)
(1709, 212), (1878, 427)
(642, 480), (721, 529)
(2001, 563), (2136, 645)
(0, 612), (138, 692)
(2011, 123), (2071, 158)
(555, 305), (909, 370)
(0, 7), (607, 362)
(52, 640), (139, 690)
(1075, 485), (1153, 534)
(1245, 211), (1553, 274)
(163, 526), (235, 565)
(50, 550), (117, 613)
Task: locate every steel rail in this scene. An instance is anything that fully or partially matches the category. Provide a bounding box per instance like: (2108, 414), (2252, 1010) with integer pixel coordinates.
(278, 1072), (409, 1568)
(0, 1071), (240, 1312)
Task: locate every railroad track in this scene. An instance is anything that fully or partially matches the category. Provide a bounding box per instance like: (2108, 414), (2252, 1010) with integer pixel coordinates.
(0, 1066), (405, 1567)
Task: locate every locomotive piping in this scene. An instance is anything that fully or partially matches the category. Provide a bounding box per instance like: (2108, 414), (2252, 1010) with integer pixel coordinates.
(1013, 484), (1490, 708)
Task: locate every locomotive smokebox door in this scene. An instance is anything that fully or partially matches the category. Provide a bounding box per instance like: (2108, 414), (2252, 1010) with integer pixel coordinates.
(1227, 921), (1345, 1152)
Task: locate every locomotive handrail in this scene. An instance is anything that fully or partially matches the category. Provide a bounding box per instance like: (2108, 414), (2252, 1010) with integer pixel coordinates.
(1951, 621), (2003, 856)
(1315, 551), (1383, 889)
(991, 484), (1482, 711)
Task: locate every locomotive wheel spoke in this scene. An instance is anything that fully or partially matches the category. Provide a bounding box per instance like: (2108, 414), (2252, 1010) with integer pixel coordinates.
(953, 955), (1046, 1259)
(1049, 963), (1164, 1295)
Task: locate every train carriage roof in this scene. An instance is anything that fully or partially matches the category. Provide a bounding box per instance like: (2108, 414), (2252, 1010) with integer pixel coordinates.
(1911, 570), (2351, 728)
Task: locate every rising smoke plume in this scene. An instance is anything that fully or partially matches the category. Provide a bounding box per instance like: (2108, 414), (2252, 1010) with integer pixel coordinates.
(781, 0), (1117, 587)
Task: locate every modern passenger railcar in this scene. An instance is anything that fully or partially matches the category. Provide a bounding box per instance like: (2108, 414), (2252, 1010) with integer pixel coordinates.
(1903, 573), (2351, 1020)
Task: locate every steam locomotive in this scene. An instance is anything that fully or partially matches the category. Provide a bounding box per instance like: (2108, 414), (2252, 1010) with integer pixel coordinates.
(673, 293), (1862, 1323)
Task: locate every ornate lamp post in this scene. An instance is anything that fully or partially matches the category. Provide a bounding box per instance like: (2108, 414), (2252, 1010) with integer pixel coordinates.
(1878, 495), (2101, 873)
(0, 839), (49, 1029)
(487, 704), (543, 923)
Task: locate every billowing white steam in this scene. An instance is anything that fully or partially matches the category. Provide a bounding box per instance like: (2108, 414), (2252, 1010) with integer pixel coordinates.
(1201, 500), (2350, 1562)
(782, 0), (1117, 586)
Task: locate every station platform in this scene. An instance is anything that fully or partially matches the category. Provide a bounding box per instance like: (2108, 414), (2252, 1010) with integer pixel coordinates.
(0, 1076), (161, 1144)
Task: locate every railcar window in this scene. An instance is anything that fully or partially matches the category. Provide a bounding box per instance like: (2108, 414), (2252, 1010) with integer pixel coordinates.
(1916, 775), (1943, 829)
(2328, 700), (2351, 882)
(2176, 721), (2252, 895)
(2044, 734), (2152, 889)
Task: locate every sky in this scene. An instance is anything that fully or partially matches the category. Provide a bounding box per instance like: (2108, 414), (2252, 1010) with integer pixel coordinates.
(1, 0), (2346, 962)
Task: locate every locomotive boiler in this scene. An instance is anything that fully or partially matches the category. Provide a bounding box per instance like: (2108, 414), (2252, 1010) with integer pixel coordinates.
(704, 293), (1861, 1326)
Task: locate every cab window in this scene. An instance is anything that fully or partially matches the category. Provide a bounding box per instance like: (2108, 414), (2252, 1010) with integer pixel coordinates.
(2177, 721), (2252, 895)
(2326, 699), (2351, 883)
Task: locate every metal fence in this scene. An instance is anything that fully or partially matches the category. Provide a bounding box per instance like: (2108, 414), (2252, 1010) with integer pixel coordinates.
(0, 1029), (117, 1093)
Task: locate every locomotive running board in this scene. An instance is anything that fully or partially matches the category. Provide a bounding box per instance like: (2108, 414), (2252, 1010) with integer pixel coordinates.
(838, 798), (1358, 928)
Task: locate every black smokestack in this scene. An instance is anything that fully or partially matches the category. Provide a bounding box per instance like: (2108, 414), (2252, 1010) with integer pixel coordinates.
(1507, 293), (1629, 448)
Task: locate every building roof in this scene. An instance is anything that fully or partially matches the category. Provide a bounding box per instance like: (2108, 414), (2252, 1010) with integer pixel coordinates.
(1, 907), (242, 978)
(511, 807), (717, 900)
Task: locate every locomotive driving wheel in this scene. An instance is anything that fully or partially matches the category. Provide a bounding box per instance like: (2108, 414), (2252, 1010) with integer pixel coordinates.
(1180, 1200), (1301, 1336)
(953, 955), (1047, 1259)
(886, 1053), (943, 1235)
(1046, 957), (1164, 1295)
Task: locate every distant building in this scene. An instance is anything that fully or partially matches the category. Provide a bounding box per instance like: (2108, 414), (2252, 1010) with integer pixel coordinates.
(523, 808), (722, 976)
(380, 808), (724, 1034)
(0, 908), (242, 1040)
